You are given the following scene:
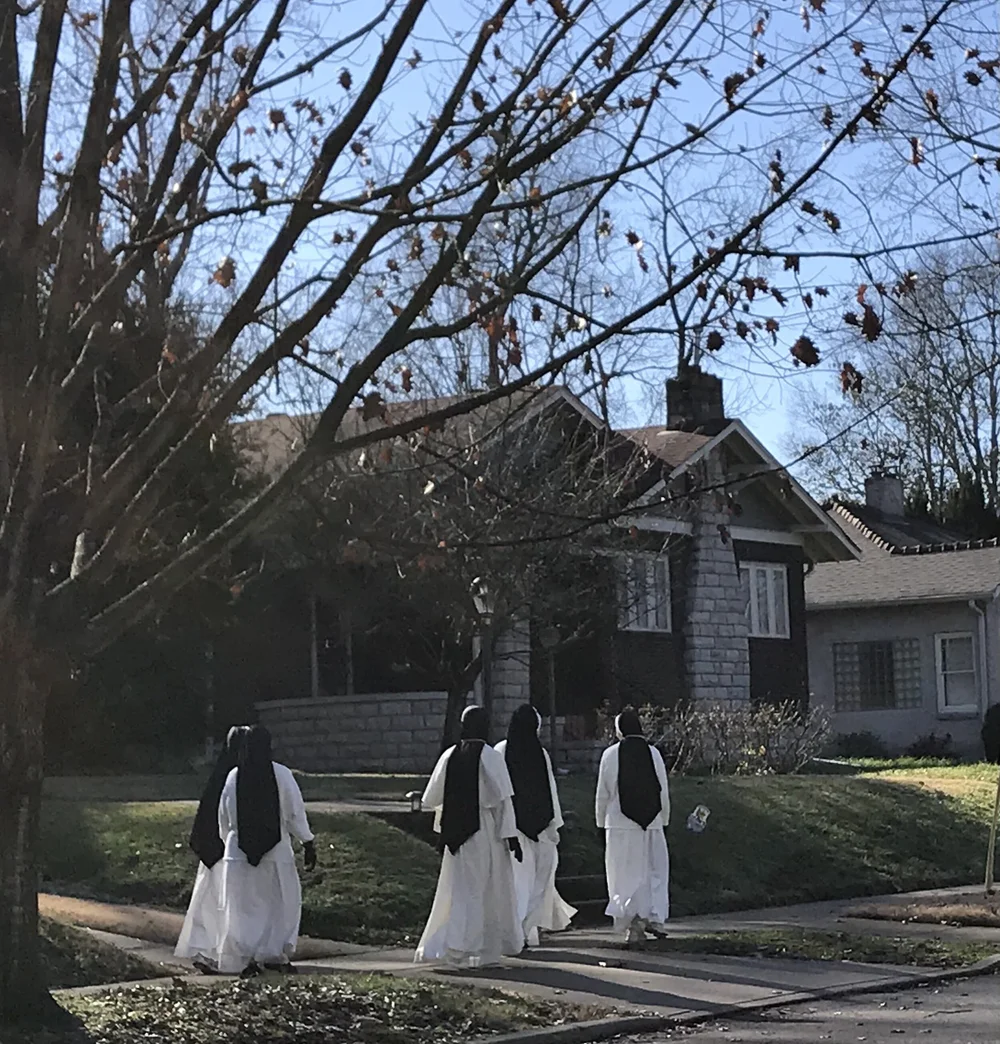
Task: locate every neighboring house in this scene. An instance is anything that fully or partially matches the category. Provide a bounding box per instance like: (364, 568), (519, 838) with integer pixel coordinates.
(233, 367), (858, 771)
(805, 474), (1000, 757)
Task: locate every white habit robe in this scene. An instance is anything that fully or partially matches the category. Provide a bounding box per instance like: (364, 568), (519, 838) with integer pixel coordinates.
(215, 762), (314, 974)
(414, 743), (523, 967)
(494, 739), (577, 947)
(175, 860), (224, 963)
(595, 741), (671, 937)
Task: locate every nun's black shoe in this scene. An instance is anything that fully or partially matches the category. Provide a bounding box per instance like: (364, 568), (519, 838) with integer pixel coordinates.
(192, 959), (218, 976)
(239, 962), (263, 979)
(264, 962), (297, 974)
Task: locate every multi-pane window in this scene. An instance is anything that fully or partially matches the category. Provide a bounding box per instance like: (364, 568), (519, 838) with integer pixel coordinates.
(617, 555), (671, 632)
(832, 638), (922, 711)
(935, 633), (978, 715)
(739, 562), (790, 638)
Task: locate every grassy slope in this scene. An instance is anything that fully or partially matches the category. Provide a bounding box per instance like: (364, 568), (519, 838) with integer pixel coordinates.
(40, 766), (999, 944)
(40, 803), (439, 946)
(557, 768), (995, 915)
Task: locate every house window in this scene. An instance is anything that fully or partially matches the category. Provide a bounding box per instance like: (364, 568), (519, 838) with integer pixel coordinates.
(935, 633), (978, 715)
(739, 562), (789, 638)
(617, 555), (670, 632)
(832, 638), (922, 712)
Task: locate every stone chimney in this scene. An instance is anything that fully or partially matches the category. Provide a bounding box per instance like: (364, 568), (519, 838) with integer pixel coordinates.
(865, 472), (905, 517)
(666, 366), (726, 433)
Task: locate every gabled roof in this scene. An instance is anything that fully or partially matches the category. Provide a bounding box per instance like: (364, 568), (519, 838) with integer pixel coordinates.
(825, 500), (980, 552)
(805, 504), (1000, 610)
(234, 390), (856, 563)
(629, 419), (860, 563)
(619, 426), (713, 470)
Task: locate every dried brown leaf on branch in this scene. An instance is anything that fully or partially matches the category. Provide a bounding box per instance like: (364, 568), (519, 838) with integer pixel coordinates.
(965, 71), (982, 86)
(791, 336), (820, 366)
(724, 72), (746, 107)
(851, 40), (865, 56)
(801, 200), (820, 216)
(820, 104), (836, 129)
(706, 330), (725, 352)
(362, 393), (387, 422)
(822, 209), (841, 232)
(232, 44), (249, 66)
(924, 88), (940, 116)
(339, 69), (352, 89)
(470, 89), (487, 112)
(861, 304), (882, 342)
(211, 257), (236, 288)
(894, 270), (918, 295)
(910, 137), (923, 165)
(840, 363), (864, 395)
(228, 159), (256, 175)
(783, 255), (800, 273)
(400, 367), (413, 394)
(769, 158), (785, 192)
(268, 108), (285, 130)
(856, 284), (868, 304)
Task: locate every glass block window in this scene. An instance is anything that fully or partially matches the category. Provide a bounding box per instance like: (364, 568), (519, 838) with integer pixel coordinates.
(832, 638), (922, 712)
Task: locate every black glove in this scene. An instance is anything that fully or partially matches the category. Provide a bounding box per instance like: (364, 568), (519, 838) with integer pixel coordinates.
(508, 837), (523, 863)
(303, 841), (317, 872)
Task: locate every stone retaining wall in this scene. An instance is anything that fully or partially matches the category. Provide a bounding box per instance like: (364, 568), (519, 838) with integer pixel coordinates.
(256, 691), (448, 773)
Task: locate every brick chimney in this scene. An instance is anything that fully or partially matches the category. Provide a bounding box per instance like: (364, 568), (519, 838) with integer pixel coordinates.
(865, 472), (905, 517)
(666, 365), (726, 433)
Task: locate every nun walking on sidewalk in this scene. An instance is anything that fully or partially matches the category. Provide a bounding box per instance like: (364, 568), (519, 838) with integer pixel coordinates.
(175, 726), (248, 972)
(415, 706), (524, 968)
(215, 725), (317, 976)
(595, 709), (671, 945)
(494, 704), (576, 948)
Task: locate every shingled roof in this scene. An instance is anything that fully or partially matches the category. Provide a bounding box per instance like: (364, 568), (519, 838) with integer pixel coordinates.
(805, 502), (1000, 609)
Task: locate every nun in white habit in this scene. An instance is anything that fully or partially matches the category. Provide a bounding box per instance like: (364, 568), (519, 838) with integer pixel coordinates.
(215, 725), (317, 976)
(175, 726), (247, 972)
(415, 706), (524, 968)
(595, 709), (671, 945)
(494, 704), (577, 948)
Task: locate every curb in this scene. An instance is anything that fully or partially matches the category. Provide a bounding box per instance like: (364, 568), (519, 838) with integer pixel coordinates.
(469, 954), (1000, 1044)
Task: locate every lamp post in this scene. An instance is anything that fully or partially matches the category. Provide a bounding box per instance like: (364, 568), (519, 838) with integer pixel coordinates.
(539, 624), (561, 771)
(472, 578), (496, 735)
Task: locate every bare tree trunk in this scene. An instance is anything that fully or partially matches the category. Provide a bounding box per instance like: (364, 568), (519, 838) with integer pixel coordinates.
(0, 646), (53, 1024)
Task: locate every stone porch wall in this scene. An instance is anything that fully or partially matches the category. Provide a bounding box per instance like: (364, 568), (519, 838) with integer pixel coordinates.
(256, 692), (447, 773)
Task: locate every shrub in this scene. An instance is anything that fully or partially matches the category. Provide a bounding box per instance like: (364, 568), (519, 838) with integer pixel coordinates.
(615, 700), (832, 775)
(831, 731), (890, 759)
(905, 732), (955, 760)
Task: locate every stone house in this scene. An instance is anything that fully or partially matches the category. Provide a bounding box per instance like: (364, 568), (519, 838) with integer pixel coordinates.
(236, 369), (858, 772)
(806, 474), (1000, 757)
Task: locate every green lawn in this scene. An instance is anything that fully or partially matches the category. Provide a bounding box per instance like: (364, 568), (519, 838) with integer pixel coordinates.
(644, 928), (998, 968)
(40, 766), (999, 946)
(40, 802), (440, 946)
(556, 768), (997, 915)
